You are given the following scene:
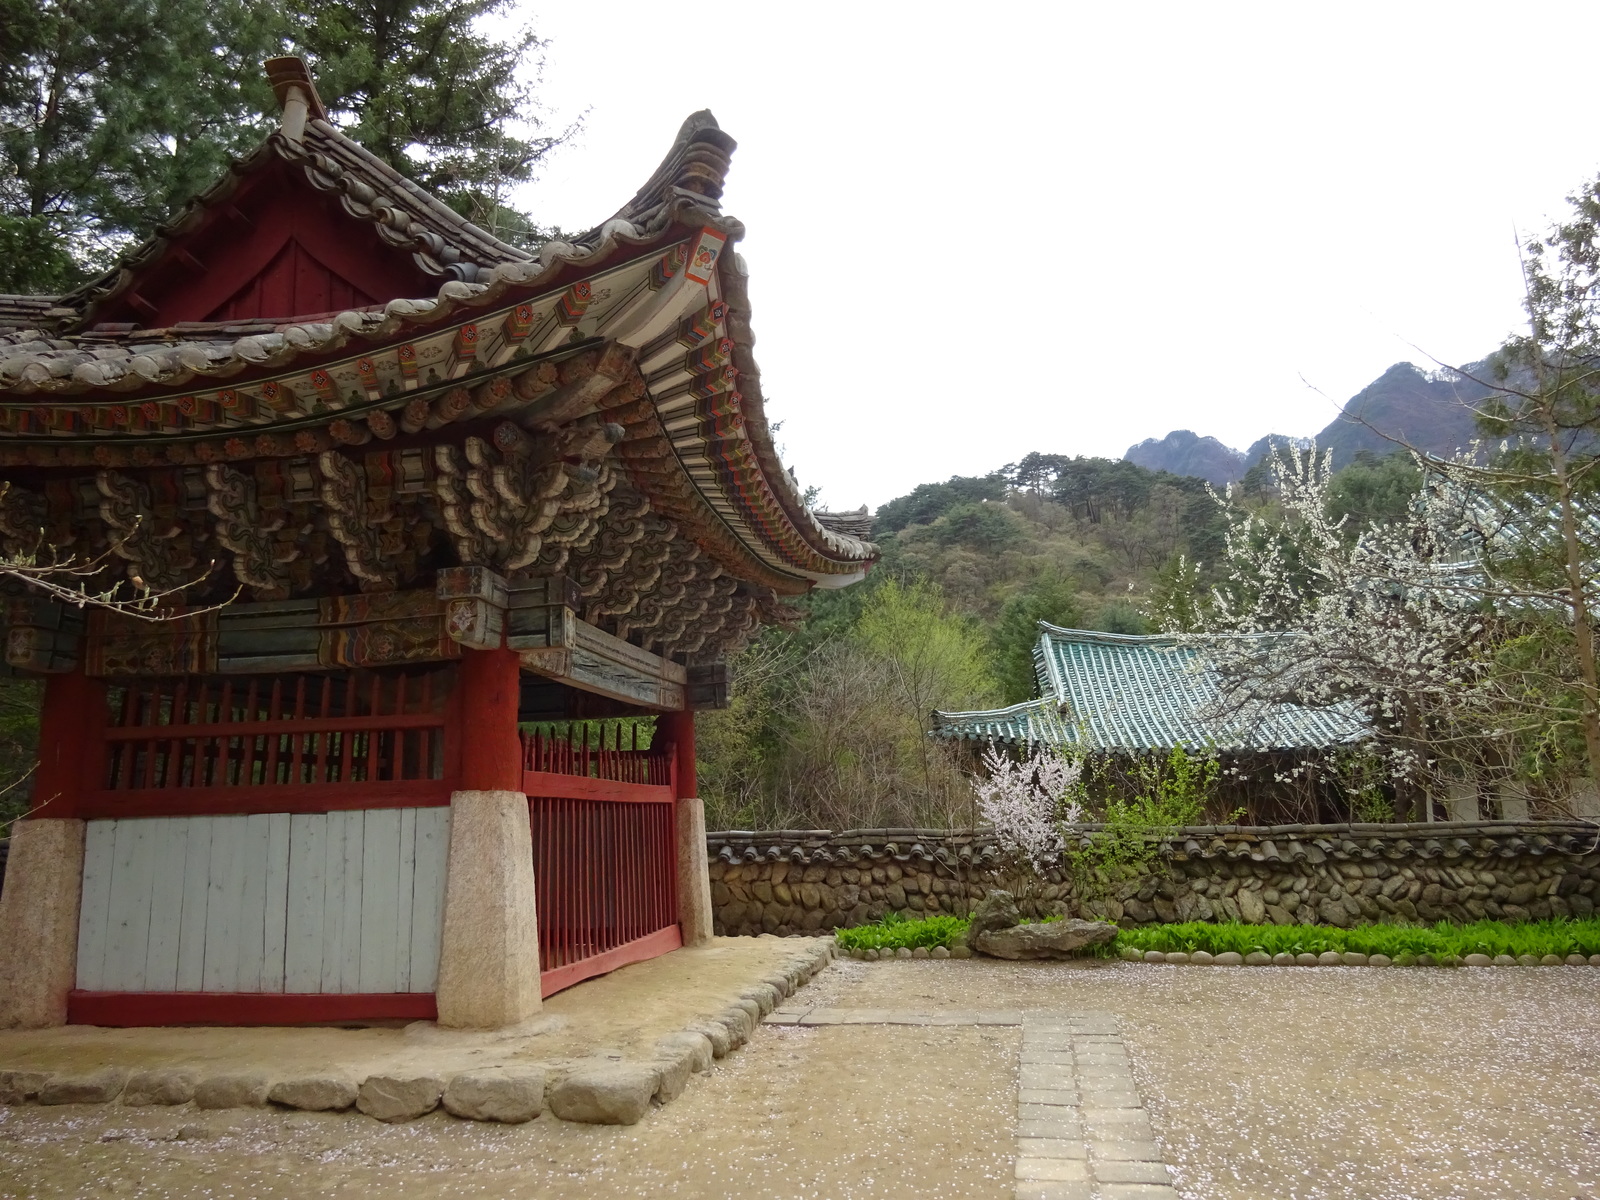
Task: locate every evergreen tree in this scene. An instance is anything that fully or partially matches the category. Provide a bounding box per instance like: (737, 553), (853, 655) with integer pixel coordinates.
(285, 0), (580, 248)
(990, 573), (1083, 703)
(0, 0), (574, 292)
(0, 0), (282, 291)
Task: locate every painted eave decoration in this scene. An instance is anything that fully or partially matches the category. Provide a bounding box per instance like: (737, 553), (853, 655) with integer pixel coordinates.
(0, 58), (875, 668)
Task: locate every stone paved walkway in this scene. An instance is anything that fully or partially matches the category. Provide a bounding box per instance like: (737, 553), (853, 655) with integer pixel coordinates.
(767, 1005), (1174, 1200)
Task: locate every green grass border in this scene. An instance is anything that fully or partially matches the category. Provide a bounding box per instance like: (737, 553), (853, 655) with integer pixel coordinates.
(833, 913), (1600, 960)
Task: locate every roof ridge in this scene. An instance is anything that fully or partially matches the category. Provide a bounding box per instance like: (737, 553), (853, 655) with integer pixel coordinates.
(1036, 622), (1182, 647)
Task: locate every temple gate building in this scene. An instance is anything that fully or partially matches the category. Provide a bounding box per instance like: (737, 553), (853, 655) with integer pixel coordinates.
(0, 59), (874, 1029)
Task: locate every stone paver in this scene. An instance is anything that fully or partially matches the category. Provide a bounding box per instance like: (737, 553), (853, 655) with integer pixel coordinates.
(767, 1006), (1024, 1026)
(764, 1006), (1174, 1199)
(1013, 1013), (1175, 1200)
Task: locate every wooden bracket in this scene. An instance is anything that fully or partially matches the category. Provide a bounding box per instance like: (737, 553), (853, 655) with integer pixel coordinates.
(436, 565), (508, 650)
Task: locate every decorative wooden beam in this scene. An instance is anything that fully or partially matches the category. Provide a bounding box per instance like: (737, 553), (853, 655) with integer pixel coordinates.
(517, 606), (687, 712)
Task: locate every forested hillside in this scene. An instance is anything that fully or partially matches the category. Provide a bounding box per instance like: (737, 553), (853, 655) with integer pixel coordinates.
(696, 447), (1420, 831)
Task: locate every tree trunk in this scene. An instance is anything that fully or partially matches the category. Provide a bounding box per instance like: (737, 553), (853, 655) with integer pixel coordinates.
(1538, 393), (1600, 793)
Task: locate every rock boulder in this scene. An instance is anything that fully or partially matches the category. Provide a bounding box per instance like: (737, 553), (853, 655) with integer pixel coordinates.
(967, 890), (1022, 937)
(971, 917), (1119, 960)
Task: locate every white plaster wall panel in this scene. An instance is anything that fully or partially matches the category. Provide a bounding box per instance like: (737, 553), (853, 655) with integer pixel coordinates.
(408, 806), (449, 991)
(143, 817), (189, 992)
(77, 810), (450, 994)
(283, 813), (325, 991)
(359, 807), (399, 993)
(261, 813), (291, 993)
(74, 820), (116, 991)
(173, 816), (212, 991)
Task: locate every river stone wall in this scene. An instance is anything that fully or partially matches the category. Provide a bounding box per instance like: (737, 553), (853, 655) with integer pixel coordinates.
(706, 821), (1600, 936)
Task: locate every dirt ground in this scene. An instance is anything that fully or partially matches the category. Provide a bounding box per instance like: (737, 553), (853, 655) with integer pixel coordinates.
(0, 957), (1018, 1200)
(3, 955), (1600, 1199)
(842, 958), (1600, 1200)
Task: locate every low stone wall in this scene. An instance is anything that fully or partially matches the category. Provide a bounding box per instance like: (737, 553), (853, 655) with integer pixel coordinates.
(706, 821), (1600, 935)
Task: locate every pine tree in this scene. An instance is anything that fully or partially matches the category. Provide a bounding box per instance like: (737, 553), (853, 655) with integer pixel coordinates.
(0, 0), (575, 292)
(284, 0), (580, 248)
(0, 0), (281, 291)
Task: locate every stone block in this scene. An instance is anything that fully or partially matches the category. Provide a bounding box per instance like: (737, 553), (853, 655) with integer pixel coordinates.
(739, 983), (779, 1016)
(651, 1048), (694, 1102)
(356, 1075), (444, 1122)
(1090, 1138), (1165, 1161)
(38, 1067), (128, 1105)
(268, 1076), (358, 1112)
(194, 1073), (271, 1109)
(0, 1069), (50, 1104)
(1018, 1137), (1089, 1159)
(442, 1069), (544, 1123)
(656, 1031), (714, 1073)
(1016, 1158), (1090, 1181)
(547, 1063), (659, 1125)
(1015, 1183), (1095, 1200)
(1095, 1160), (1172, 1184)
(686, 1021), (732, 1057)
(122, 1069), (197, 1106)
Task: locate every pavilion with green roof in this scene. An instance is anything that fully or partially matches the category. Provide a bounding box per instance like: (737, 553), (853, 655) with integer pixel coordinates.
(932, 624), (1370, 822)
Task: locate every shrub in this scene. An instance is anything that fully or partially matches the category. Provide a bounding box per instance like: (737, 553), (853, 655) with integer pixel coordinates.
(835, 912), (970, 951)
(1113, 919), (1600, 960)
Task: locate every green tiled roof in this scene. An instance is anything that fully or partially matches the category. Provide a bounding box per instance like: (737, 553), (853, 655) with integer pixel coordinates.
(932, 625), (1369, 753)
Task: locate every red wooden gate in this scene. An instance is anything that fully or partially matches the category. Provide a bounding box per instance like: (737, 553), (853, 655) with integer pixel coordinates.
(521, 728), (680, 997)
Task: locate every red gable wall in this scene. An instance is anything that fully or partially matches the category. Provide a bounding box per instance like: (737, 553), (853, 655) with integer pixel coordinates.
(93, 160), (437, 328)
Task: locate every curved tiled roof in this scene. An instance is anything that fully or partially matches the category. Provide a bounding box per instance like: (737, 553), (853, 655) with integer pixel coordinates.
(933, 625), (1368, 752)
(0, 296), (62, 332)
(0, 81), (876, 594)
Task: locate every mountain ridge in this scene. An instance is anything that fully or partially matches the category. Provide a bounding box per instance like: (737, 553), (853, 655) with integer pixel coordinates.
(1125, 360), (1493, 479)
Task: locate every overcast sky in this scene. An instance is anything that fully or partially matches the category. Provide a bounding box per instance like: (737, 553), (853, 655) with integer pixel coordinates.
(510, 2), (1600, 510)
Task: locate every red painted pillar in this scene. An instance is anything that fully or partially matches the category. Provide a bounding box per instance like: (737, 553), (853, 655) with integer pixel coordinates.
(457, 647), (522, 792)
(659, 709), (696, 799)
(33, 664), (100, 819)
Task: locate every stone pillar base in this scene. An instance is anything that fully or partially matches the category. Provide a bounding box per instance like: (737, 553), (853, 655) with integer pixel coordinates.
(0, 818), (86, 1028)
(676, 797), (713, 947)
(435, 791), (541, 1029)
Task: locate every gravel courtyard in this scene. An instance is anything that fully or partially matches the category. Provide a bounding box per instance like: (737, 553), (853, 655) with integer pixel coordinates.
(3, 956), (1599, 1199)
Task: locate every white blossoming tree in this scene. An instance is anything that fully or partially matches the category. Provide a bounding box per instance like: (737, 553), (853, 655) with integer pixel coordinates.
(1199, 445), (1497, 817)
(972, 741), (1084, 871)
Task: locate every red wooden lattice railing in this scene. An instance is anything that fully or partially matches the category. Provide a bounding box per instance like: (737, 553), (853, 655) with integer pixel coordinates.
(528, 795), (679, 998)
(522, 724), (680, 998)
(84, 667), (456, 817)
(519, 724), (671, 786)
